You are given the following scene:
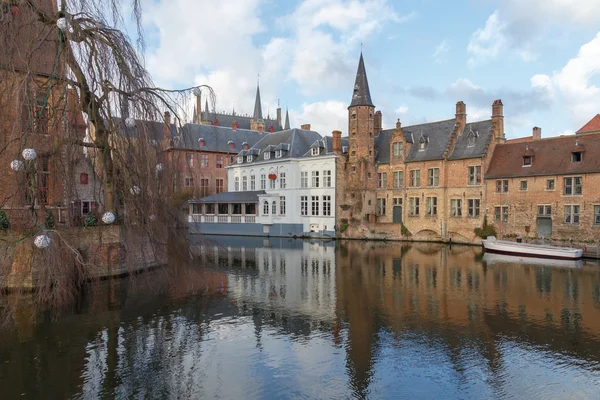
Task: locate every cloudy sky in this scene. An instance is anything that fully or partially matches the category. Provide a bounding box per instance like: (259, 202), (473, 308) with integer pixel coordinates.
(139, 0), (600, 139)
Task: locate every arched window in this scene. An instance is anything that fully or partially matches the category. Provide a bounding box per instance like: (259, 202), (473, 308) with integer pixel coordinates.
(272, 201), (277, 214)
(263, 201), (269, 215)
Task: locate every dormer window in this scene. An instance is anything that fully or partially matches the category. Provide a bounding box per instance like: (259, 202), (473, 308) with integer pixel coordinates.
(243, 142), (249, 150)
(198, 137), (205, 147)
(247, 155), (253, 162)
(275, 150), (283, 158)
(228, 140), (234, 149)
(523, 156), (532, 166)
(418, 135), (428, 151)
(237, 156), (243, 164)
(311, 147), (320, 156)
(466, 128), (479, 148)
(264, 152), (271, 160)
(342, 146), (348, 153)
(572, 152), (582, 162)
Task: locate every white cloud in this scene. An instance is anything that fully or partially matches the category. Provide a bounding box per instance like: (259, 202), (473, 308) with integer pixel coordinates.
(433, 39), (449, 63)
(395, 105), (409, 114)
(290, 101), (348, 135)
(467, 11), (509, 67)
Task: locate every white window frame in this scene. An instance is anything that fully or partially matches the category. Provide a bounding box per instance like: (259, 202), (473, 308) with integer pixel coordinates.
(393, 171), (403, 188)
(311, 147), (320, 156)
(450, 199), (462, 217)
(312, 171), (319, 188)
(280, 196), (286, 215)
(280, 172), (286, 189)
(323, 170), (332, 187)
(311, 196), (319, 216)
(275, 150), (283, 158)
(301, 171), (308, 188)
(564, 204), (580, 225)
(301, 196), (308, 216)
(322, 195), (331, 216)
(409, 197), (419, 216)
(426, 197), (437, 216)
(247, 155), (253, 162)
(428, 168), (439, 187)
(237, 156), (243, 164)
(260, 174), (266, 190)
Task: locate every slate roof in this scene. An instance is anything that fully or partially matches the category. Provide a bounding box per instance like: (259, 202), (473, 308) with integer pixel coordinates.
(238, 128), (324, 164)
(349, 53), (374, 108)
(486, 132), (600, 179)
(448, 120), (493, 160)
(374, 128), (413, 164)
(116, 118), (178, 142)
(301, 136), (348, 157)
(174, 123), (263, 153)
(403, 119), (457, 162)
(576, 114), (600, 134)
(201, 112), (282, 132)
(189, 191), (266, 204)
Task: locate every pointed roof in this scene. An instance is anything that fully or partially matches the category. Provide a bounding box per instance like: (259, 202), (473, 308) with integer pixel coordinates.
(349, 52), (374, 109)
(576, 114), (600, 134)
(203, 99), (210, 121)
(284, 108), (290, 129)
(253, 84), (263, 121)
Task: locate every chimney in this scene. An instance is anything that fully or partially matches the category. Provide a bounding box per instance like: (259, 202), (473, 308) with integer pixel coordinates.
(456, 101), (466, 133)
(301, 124), (311, 131)
(195, 93), (201, 124)
(533, 126), (541, 140)
(276, 107), (282, 128)
(163, 111), (171, 141)
(374, 110), (382, 136)
(332, 130), (342, 155)
(492, 99), (504, 142)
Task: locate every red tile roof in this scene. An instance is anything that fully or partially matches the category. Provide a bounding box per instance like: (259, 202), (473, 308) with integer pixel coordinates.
(486, 132), (600, 179)
(506, 136), (533, 143)
(576, 114), (600, 133)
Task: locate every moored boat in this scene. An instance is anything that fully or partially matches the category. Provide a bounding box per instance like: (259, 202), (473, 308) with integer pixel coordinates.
(482, 252), (583, 268)
(482, 236), (583, 260)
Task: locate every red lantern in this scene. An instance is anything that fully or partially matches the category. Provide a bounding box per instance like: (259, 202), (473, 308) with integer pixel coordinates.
(268, 174), (277, 180)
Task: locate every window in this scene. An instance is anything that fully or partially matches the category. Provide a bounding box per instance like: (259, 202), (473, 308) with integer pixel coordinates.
(376, 198), (386, 215)
(594, 205), (600, 225)
(260, 174), (266, 190)
(494, 206), (509, 222)
(572, 152), (582, 162)
(393, 198), (402, 206)
(351, 151), (356, 157)
(351, 112), (356, 120)
(377, 172), (387, 188)
(468, 199), (480, 217)
(216, 155), (223, 168)
(393, 171), (404, 188)
(564, 205), (580, 225)
(311, 147), (320, 156)
(264, 152), (271, 160)
(82, 201), (91, 216)
(247, 155), (253, 162)
(311, 196), (319, 216)
(280, 196), (286, 215)
(564, 176), (582, 195)
(246, 203), (256, 215)
(547, 179), (555, 191)
(200, 179), (209, 196)
(409, 197), (419, 216)
(468, 166), (481, 185)
(426, 197), (437, 216)
(24, 93), (49, 135)
(275, 150), (283, 158)
(410, 170), (420, 187)
(250, 175), (256, 191)
(237, 156), (243, 164)
(203, 203), (213, 214)
(263, 201), (269, 215)
(240, 176), (247, 191)
(269, 176), (276, 189)
(523, 156), (532, 166)
(495, 179), (509, 193)
(272, 201), (277, 214)
(200, 154), (209, 167)
(369, 132), (373, 138)
(323, 170), (332, 187)
(185, 177), (193, 187)
(428, 168), (439, 186)
(537, 205), (552, 216)
(312, 171), (319, 188)
(80, 173), (89, 185)
(234, 176), (240, 191)
(450, 199), (462, 217)
(301, 171), (308, 188)
(230, 156), (235, 164)
(322, 195), (331, 216)
(301, 196), (308, 216)
(186, 153), (194, 167)
(280, 172), (286, 189)
(232, 204), (242, 215)
(392, 142), (403, 157)
(216, 179), (224, 194)
(520, 180), (528, 191)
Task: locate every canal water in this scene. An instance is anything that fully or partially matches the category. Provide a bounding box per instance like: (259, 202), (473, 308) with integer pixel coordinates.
(1, 236), (600, 399)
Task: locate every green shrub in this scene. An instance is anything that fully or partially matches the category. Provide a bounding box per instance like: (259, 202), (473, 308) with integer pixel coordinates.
(474, 215), (497, 239)
(84, 212), (98, 227)
(401, 223), (411, 236)
(45, 210), (55, 229)
(0, 209), (10, 231)
(340, 223), (349, 233)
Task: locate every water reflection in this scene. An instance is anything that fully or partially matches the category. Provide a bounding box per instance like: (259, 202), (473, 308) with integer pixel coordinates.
(1, 237), (600, 399)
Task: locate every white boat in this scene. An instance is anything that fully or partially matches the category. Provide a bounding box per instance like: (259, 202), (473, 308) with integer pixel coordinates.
(482, 236), (583, 260)
(482, 252), (583, 268)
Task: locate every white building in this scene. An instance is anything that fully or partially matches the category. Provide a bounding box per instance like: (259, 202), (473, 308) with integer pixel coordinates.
(189, 128), (346, 238)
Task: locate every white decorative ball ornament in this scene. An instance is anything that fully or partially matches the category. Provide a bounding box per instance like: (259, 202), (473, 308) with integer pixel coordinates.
(130, 185), (141, 195)
(155, 163), (165, 173)
(34, 234), (51, 249)
(102, 211), (116, 224)
(193, 87), (202, 97)
(56, 18), (67, 31)
(125, 117), (136, 128)
(150, 139), (159, 147)
(10, 160), (24, 172)
(22, 148), (37, 161)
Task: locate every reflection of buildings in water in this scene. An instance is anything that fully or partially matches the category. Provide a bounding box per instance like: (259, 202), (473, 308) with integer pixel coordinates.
(196, 239), (337, 320)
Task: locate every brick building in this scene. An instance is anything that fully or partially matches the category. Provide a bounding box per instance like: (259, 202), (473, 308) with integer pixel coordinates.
(336, 53), (505, 243)
(485, 119), (600, 242)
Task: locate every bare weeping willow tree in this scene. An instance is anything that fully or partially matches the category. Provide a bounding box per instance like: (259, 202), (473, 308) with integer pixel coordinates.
(0, 0), (218, 320)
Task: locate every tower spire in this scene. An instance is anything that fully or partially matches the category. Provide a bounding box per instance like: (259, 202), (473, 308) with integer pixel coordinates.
(284, 107), (290, 130)
(253, 82), (263, 121)
(349, 52), (374, 108)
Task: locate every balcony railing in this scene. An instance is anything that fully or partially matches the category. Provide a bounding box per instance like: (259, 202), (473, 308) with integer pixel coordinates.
(189, 214), (257, 224)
